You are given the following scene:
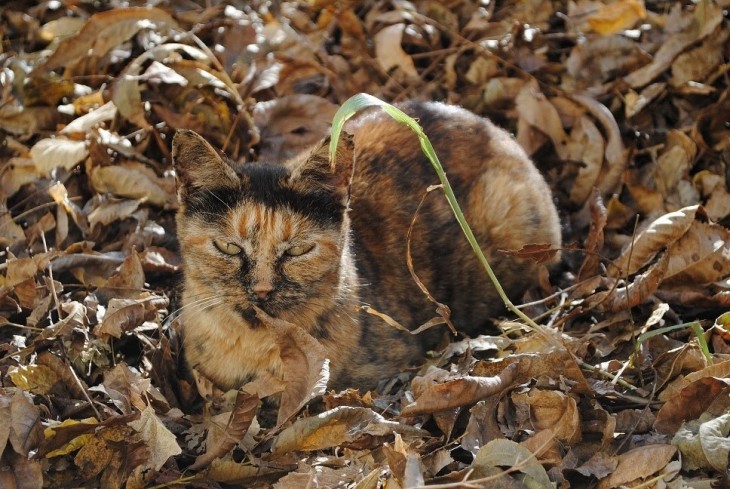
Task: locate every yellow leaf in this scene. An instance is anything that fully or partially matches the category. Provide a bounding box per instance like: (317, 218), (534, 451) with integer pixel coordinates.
(8, 365), (58, 394)
(588, 0), (647, 36)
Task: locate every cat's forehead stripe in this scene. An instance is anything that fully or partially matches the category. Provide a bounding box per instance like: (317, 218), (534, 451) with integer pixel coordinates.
(234, 202), (298, 242)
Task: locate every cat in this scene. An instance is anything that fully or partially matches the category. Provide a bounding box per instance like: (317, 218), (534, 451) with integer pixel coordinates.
(172, 100), (561, 392)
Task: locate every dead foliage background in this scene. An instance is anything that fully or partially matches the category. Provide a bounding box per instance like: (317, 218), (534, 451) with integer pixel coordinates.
(1, 0), (729, 487)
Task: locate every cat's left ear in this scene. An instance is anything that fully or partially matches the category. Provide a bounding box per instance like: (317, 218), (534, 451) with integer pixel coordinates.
(289, 132), (355, 205)
(171, 130), (240, 198)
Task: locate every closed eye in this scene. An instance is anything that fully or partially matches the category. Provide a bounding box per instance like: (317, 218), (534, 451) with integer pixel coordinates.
(213, 239), (243, 255)
(285, 244), (315, 257)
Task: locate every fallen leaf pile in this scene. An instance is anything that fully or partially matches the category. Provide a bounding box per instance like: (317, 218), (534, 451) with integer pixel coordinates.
(1, 0), (729, 487)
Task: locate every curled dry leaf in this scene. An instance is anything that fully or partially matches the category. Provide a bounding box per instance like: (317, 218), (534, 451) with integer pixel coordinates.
(61, 101), (117, 135)
(253, 307), (329, 426)
(373, 24), (419, 80)
(660, 359), (730, 402)
(96, 299), (146, 339)
(87, 198), (142, 231)
(8, 389), (43, 457)
(571, 94), (626, 197)
(567, 117), (605, 205)
(400, 362), (518, 416)
(623, 1), (723, 88)
(672, 412), (730, 472)
(189, 391), (259, 470)
(612, 205), (700, 276)
(577, 189), (607, 280)
(590, 251), (670, 312)
(663, 220), (730, 285)
(516, 82), (569, 160)
(271, 406), (428, 455)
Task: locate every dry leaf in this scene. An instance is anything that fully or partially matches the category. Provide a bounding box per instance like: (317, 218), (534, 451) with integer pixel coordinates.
(271, 406), (428, 455)
(612, 205), (700, 276)
(516, 82), (569, 160)
(8, 390), (43, 457)
(253, 307), (329, 426)
(189, 391), (259, 470)
(598, 444), (676, 488)
(472, 439), (552, 486)
(655, 377), (730, 434)
(401, 363), (518, 416)
(32, 7), (179, 75)
(587, 0), (647, 36)
(672, 412), (730, 472)
(127, 405), (182, 471)
(90, 164), (174, 207)
(30, 137), (89, 176)
(374, 24), (419, 80)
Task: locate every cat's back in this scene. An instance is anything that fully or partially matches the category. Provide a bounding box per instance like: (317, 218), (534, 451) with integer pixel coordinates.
(347, 101), (561, 336)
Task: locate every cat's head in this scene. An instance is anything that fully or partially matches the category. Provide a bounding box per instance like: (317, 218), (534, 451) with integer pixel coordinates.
(171, 129), (355, 324)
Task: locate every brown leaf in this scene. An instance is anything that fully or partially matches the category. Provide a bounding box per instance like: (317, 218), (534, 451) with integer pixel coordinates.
(663, 220), (730, 285)
(598, 444), (677, 488)
(401, 363), (518, 416)
(589, 251), (670, 312)
(571, 94), (627, 197)
(271, 406), (428, 455)
(96, 299), (146, 339)
(516, 82), (569, 160)
(577, 190), (607, 280)
(189, 391), (259, 470)
(127, 405), (182, 471)
(472, 439), (552, 485)
(254, 94), (338, 162)
(30, 137), (88, 176)
(623, 0), (722, 88)
(32, 7), (178, 76)
(253, 307), (329, 426)
(90, 164), (175, 208)
(612, 205), (700, 276)
(374, 24), (419, 80)
(512, 389), (581, 445)
(0, 394), (11, 456)
(4, 450), (44, 489)
(112, 43), (214, 129)
(8, 390), (43, 457)
(655, 377), (730, 434)
(567, 117), (605, 205)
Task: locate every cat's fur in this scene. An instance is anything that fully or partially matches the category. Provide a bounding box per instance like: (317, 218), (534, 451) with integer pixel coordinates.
(172, 101), (561, 391)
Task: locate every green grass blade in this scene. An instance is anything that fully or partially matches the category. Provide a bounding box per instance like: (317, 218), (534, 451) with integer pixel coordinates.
(637, 321), (712, 365)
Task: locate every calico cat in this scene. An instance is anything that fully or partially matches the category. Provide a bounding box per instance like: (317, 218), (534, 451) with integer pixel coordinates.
(172, 101), (561, 391)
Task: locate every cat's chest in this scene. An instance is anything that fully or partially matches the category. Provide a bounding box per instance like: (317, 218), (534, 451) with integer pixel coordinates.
(182, 305), (282, 389)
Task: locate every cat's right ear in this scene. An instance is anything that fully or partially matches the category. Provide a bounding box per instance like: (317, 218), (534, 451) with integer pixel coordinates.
(171, 130), (240, 198)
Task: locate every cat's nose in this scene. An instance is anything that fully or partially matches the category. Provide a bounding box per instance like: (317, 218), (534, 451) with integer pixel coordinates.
(251, 283), (274, 300)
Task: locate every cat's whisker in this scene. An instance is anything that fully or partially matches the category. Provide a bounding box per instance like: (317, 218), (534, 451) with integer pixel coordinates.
(164, 295), (222, 327)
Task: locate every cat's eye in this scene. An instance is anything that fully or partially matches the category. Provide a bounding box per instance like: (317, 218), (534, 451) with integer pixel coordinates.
(285, 244), (314, 257)
(213, 239), (242, 255)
